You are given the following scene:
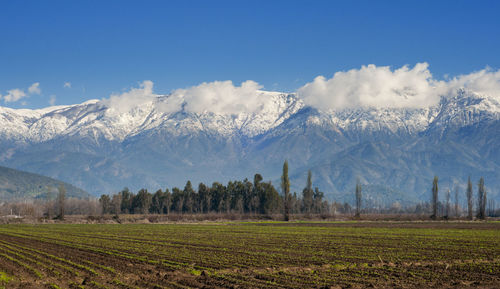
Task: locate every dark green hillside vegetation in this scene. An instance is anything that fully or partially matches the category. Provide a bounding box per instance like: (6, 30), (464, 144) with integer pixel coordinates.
(0, 166), (89, 201)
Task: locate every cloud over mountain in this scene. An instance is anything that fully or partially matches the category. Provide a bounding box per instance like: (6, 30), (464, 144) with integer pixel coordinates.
(102, 80), (156, 114)
(97, 63), (500, 117)
(0, 83), (498, 203)
(102, 80), (274, 116)
(296, 64), (500, 111)
(159, 80), (269, 115)
(446, 68), (500, 98)
(296, 63), (443, 110)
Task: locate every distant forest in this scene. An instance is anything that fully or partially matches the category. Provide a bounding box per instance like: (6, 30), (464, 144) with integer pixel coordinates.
(99, 172), (331, 216)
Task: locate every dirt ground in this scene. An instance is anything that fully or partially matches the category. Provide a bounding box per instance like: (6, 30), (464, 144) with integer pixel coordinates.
(0, 221), (499, 288)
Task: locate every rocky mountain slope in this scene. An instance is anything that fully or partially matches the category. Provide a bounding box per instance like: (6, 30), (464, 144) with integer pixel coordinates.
(0, 89), (498, 205)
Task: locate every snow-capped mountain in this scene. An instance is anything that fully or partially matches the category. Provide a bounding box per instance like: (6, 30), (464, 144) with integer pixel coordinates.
(0, 89), (499, 205)
(0, 91), (302, 141)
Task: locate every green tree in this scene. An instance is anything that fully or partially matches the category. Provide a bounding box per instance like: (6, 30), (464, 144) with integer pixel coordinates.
(171, 187), (184, 213)
(254, 174), (266, 214)
(120, 188), (133, 214)
(132, 189), (152, 214)
(466, 176), (473, 220)
(210, 182), (226, 213)
(302, 170), (314, 214)
(477, 177), (486, 220)
(242, 178), (255, 213)
(281, 160), (290, 221)
(198, 183), (210, 213)
(151, 189), (166, 214)
(313, 187), (324, 213)
(431, 176), (438, 219)
(254, 174), (263, 188)
(253, 174), (263, 214)
(99, 194), (111, 214)
(355, 179), (362, 218)
(164, 189), (172, 214)
(221, 183), (231, 213)
(230, 181), (245, 214)
(259, 182), (280, 215)
(183, 181), (195, 213)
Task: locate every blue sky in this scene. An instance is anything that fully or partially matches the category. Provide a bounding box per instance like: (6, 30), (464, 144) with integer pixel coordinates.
(1, 0), (499, 109)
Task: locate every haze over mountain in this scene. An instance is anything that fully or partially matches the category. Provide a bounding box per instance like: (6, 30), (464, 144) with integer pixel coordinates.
(0, 165), (89, 201)
(1, 64), (499, 206)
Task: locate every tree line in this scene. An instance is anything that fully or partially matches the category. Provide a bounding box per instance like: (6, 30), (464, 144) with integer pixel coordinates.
(97, 160), (497, 220)
(99, 165), (329, 217)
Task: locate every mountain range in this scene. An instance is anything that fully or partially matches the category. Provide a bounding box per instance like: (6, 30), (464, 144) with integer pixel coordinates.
(0, 88), (498, 206)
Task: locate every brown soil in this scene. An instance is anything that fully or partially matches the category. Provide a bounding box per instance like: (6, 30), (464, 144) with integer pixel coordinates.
(0, 221), (499, 288)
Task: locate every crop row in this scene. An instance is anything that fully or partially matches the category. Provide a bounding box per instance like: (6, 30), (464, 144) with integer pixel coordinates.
(0, 222), (499, 288)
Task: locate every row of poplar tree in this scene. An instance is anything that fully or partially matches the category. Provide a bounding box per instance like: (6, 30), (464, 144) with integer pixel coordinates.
(99, 164), (328, 216)
(431, 176), (488, 220)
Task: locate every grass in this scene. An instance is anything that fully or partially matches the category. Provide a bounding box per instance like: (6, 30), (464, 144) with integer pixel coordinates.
(0, 271), (12, 289)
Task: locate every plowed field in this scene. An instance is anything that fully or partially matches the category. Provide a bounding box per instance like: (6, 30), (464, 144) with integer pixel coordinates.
(0, 221), (498, 288)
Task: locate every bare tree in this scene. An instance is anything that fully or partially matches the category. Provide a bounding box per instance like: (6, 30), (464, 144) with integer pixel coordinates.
(445, 188), (450, 219)
(454, 184), (459, 217)
(487, 199), (496, 217)
(57, 184), (66, 220)
(111, 194), (122, 215)
(45, 185), (56, 219)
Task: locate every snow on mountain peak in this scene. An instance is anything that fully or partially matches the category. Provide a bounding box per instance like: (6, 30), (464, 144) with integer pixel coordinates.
(0, 88), (498, 144)
(0, 91), (305, 142)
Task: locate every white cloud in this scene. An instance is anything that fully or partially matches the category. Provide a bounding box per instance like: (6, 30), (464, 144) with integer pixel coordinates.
(49, 95), (57, 106)
(102, 80), (156, 114)
(98, 64), (500, 115)
(3, 88), (27, 103)
(297, 63), (445, 110)
(101, 80), (270, 115)
(159, 80), (266, 114)
(2, 82), (42, 104)
(64, 82), (71, 88)
(445, 68), (500, 98)
(28, 82), (41, 94)
(297, 63), (500, 111)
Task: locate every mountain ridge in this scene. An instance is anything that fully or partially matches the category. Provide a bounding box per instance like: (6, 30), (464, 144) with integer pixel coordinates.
(0, 88), (498, 205)
(0, 165), (90, 201)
